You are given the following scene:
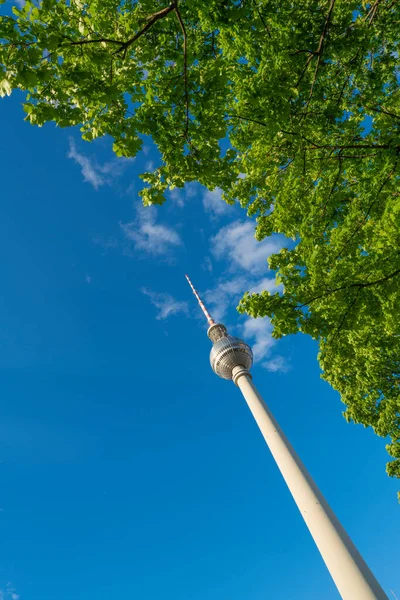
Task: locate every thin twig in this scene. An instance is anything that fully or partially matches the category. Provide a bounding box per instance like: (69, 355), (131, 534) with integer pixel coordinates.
(225, 113), (267, 127)
(251, 0), (272, 39)
(332, 290), (361, 339)
(305, 0), (336, 108)
(335, 159), (399, 259)
(320, 152), (343, 226)
(306, 143), (398, 150)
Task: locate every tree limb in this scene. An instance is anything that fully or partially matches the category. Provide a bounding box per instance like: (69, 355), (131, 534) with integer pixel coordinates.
(365, 0), (381, 25)
(251, 0), (272, 39)
(332, 289), (361, 339)
(296, 0), (336, 96)
(64, 37), (123, 47)
(368, 106), (400, 121)
(114, 1), (178, 56)
(225, 113), (267, 126)
(306, 0), (336, 107)
(174, 6), (189, 137)
(295, 266), (400, 311)
(335, 159), (399, 259)
(306, 143), (398, 150)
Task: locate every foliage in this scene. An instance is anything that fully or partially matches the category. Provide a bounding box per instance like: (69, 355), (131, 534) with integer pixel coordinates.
(1, 0), (400, 494)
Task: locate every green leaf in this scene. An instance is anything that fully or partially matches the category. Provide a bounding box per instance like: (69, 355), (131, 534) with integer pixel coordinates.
(0, 79), (12, 97)
(1, 0), (399, 494)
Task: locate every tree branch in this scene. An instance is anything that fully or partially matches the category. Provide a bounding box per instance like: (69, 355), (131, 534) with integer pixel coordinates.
(306, 143), (398, 150)
(306, 0), (336, 107)
(295, 266), (400, 311)
(365, 0), (381, 25)
(368, 106), (400, 121)
(174, 6), (189, 137)
(59, 1), (178, 57)
(335, 159), (399, 259)
(64, 37), (123, 47)
(251, 0), (272, 39)
(320, 152), (343, 229)
(296, 0), (336, 96)
(225, 113), (267, 127)
(114, 1), (178, 56)
(332, 289), (361, 339)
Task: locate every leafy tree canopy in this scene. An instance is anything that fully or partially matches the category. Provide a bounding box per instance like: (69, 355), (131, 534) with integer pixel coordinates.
(1, 0), (400, 495)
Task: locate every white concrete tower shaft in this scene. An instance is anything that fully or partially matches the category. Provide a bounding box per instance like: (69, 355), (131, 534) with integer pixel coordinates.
(185, 275), (389, 600)
(232, 365), (388, 600)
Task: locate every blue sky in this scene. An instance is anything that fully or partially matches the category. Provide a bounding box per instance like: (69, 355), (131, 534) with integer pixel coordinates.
(0, 91), (399, 600)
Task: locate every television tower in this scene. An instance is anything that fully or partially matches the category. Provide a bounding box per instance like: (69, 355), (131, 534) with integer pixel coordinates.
(185, 274), (388, 600)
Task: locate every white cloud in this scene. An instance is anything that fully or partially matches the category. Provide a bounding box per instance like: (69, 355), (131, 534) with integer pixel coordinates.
(202, 257), (213, 273)
(211, 220), (284, 274)
(0, 583), (20, 600)
(262, 355), (290, 373)
(120, 206), (182, 257)
(92, 236), (119, 253)
(169, 188), (185, 208)
(142, 289), (189, 320)
(85, 275), (92, 284)
(240, 318), (289, 370)
(68, 139), (104, 189)
(202, 275), (278, 323)
(241, 318), (275, 362)
(67, 138), (132, 189)
(169, 182), (197, 208)
(202, 188), (232, 217)
(203, 276), (249, 322)
(248, 277), (281, 295)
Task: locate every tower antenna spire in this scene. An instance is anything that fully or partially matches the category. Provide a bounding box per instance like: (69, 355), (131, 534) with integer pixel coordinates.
(185, 274), (215, 326)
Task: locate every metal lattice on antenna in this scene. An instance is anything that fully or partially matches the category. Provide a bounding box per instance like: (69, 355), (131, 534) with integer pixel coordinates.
(185, 274), (215, 326)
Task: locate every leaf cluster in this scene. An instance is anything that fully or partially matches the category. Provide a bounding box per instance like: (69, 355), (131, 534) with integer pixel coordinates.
(1, 0), (400, 496)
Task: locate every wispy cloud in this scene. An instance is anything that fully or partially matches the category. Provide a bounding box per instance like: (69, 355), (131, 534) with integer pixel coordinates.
(202, 213), (288, 368)
(203, 275), (279, 322)
(241, 317), (275, 362)
(67, 138), (132, 189)
(120, 206), (182, 258)
(202, 188), (233, 218)
(202, 256), (213, 273)
(92, 236), (119, 253)
(142, 289), (189, 320)
(68, 139), (104, 189)
(262, 355), (290, 373)
(0, 583), (19, 600)
(241, 318), (289, 370)
(169, 182), (197, 208)
(203, 276), (250, 322)
(211, 220), (285, 274)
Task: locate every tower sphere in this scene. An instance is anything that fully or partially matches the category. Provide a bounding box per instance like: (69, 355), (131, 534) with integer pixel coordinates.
(210, 335), (253, 380)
